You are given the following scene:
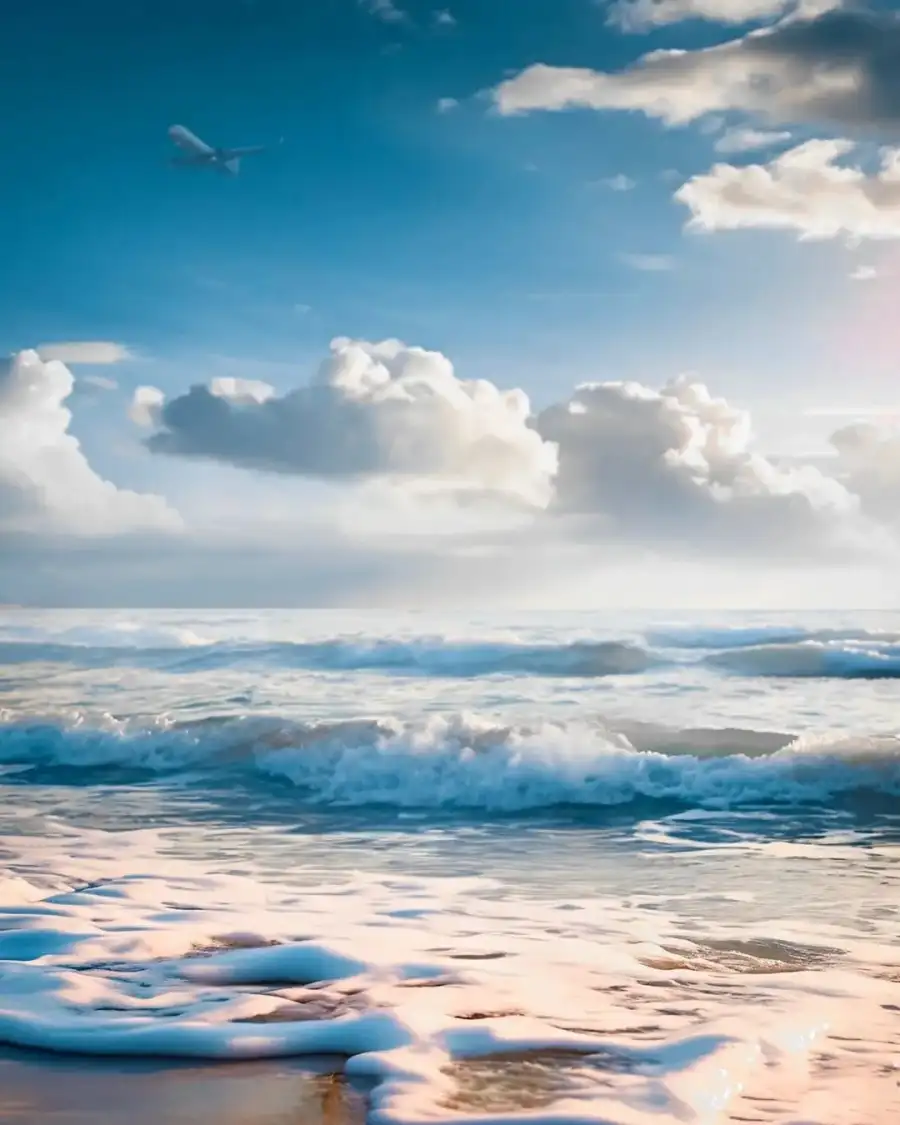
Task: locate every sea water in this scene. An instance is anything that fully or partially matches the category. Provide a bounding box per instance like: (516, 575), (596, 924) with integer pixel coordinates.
(0, 608), (898, 1124)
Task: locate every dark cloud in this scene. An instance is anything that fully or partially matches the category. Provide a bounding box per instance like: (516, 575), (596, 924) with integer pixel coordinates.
(494, 7), (900, 133)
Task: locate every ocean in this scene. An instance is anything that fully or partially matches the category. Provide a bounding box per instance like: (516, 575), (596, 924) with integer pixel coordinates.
(0, 608), (898, 1124)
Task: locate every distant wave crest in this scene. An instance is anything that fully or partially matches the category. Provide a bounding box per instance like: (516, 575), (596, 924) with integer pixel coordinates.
(0, 636), (652, 678)
(2, 621), (899, 680)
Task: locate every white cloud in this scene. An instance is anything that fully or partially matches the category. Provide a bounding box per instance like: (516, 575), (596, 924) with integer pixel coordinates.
(130, 337), (898, 565)
(601, 173), (636, 191)
(359, 0), (406, 22)
(620, 252), (675, 271)
(437, 97), (459, 113)
(434, 9), (456, 26)
(492, 9), (900, 132)
(606, 0), (836, 33)
(6, 340), (900, 604)
(80, 375), (119, 392)
(0, 351), (180, 537)
(676, 140), (900, 241)
(849, 264), (877, 280)
(36, 341), (132, 365)
(138, 338), (558, 509)
(535, 376), (867, 557)
(129, 385), (167, 428)
(714, 127), (793, 154)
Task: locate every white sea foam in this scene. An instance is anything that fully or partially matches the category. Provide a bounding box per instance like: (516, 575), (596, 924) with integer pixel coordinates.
(0, 839), (897, 1125)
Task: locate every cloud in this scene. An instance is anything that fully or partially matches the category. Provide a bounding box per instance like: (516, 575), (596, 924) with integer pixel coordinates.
(359, 0), (406, 22)
(676, 139), (900, 240)
(535, 376), (867, 557)
(601, 173), (636, 191)
(620, 252), (675, 271)
(849, 264), (877, 280)
(36, 341), (132, 365)
(714, 127), (793, 153)
(437, 97), (459, 113)
(79, 375), (119, 392)
(0, 350), (180, 537)
(830, 422), (900, 527)
(5, 340), (900, 605)
(434, 8), (456, 26)
(130, 337), (896, 566)
(137, 338), (558, 508)
(606, 0), (835, 33)
(492, 8), (900, 132)
(129, 385), (167, 427)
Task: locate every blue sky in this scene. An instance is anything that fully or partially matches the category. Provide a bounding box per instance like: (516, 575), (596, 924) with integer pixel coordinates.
(2, 0), (899, 605)
(2, 0), (872, 392)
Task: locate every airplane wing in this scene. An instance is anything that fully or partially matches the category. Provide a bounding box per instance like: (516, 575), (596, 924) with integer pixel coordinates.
(221, 145), (267, 158)
(168, 125), (214, 156)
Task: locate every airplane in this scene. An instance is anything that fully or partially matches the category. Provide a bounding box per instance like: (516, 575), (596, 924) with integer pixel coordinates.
(167, 124), (268, 176)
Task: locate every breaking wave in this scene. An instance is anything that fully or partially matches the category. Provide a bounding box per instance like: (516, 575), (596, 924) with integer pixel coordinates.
(1, 713), (897, 811)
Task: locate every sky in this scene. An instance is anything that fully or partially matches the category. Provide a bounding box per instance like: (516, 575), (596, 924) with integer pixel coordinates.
(2, 0), (900, 607)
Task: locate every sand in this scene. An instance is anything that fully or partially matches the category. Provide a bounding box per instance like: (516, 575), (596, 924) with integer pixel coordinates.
(0, 1050), (369, 1125)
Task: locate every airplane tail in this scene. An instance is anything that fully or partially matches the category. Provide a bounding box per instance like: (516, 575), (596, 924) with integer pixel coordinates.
(223, 157), (241, 176)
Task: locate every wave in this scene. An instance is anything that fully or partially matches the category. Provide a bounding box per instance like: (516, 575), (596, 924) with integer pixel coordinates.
(706, 641), (900, 679)
(647, 624), (900, 651)
(0, 636), (652, 678)
(1, 713), (897, 810)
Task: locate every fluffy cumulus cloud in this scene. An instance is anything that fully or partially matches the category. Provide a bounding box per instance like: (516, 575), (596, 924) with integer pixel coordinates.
(676, 139), (900, 240)
(135, 338), (558, 508)
(535, 377), (864, 556)
(606, 0), (835, 33)
(130, 337), (900, 564)
(0, 350), (180, 537)
(492, 8), (900, 132)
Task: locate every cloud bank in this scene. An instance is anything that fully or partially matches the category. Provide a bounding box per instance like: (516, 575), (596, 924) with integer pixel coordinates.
(130, 337), (900, 566)
(0, 350), (180, 537)
(2, 337), (899, 605)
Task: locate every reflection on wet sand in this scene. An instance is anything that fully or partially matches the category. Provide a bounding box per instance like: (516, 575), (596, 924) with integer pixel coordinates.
(0, 1052), (368, 1125)
(442, 1049), (637, 1115)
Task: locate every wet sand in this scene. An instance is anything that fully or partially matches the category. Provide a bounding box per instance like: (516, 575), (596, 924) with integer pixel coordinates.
(0, 1050), (369, 1125)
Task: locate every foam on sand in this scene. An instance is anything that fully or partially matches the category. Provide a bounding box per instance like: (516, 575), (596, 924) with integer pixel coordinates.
(0, 850), (897, 1125)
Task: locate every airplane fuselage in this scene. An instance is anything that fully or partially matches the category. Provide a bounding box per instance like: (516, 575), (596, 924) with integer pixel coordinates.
(167, 124), (264, 176)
